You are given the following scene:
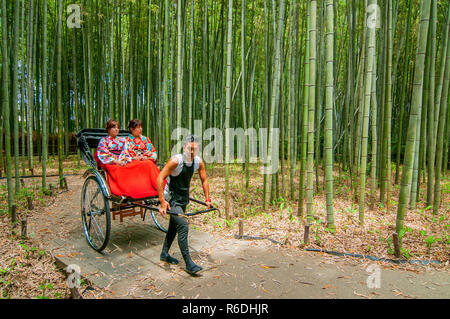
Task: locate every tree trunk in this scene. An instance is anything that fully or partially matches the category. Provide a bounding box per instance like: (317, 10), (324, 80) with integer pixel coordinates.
(11, 0), (21, 192)
(425, 0), (437, 207)
(42, 0), (48, 188)
(396, 0), (431, 237)
(298, 0), (310, 218)
(27, 0), (35, 174)
(306, 0), (317, 225)
(57, 0), (64, 187)
(176, 0), (183, 131)
(433, 8), (450, 215)
(1, 0), (13, 211)
(359, 0), (377, 224)
(324, 0), (334, 229)
(224, 0), (234, 220)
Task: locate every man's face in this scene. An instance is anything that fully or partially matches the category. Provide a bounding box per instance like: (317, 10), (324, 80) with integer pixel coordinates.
(183, 142), (199, 161)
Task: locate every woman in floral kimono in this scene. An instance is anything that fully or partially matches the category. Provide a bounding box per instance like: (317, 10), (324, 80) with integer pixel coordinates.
(95, 119), (127, 165)
(119, 119), (157, 163)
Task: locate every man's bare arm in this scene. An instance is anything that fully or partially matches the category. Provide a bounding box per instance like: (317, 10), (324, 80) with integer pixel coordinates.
(197, 160), (210, 207)
(157, 159), (178, 215)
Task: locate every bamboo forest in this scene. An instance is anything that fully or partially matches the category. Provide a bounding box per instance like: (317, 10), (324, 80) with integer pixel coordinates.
(0, 0), (449, 300)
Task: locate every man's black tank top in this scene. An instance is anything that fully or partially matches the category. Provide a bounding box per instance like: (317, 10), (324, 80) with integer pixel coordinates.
(168, 156), (196, 207)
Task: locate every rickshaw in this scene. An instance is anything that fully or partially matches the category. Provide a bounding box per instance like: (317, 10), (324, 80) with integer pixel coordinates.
(76, 128), (217, 252)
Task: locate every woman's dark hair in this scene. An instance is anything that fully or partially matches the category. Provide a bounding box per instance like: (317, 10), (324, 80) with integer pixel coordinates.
(127, 119), (142, 132)
(106, 119), (120, 132)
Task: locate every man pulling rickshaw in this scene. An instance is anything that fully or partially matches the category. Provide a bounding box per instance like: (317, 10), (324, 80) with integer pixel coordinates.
(77, 120), (214, 276)
(157, 134), (211, 276)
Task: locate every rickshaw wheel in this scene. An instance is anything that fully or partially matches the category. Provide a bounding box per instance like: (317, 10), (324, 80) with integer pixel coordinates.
(81, 176), (111, 252)
(151, 210), (168, 233)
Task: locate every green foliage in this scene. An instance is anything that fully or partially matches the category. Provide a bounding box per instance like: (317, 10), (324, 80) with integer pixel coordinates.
(0, 277), (12, 287)
(287, 206), (297, 224)
(418, 207), (426, 216)
(425, 235), (441, 249)
(225, 219), (236, 228)
(36, 283), (53, 299)
(0, 267), (10, 275)
(399, 226), (413, 241)
(41, 187), (52, 196)
(314, 234), (321, 246)
(346, 204), (357, 215)
(212, 220), (224, 230)
(262, 212), (272, 223)
(18, 242), (37, 258)
(53, 292), (63, 299)
(17, 187), (34, 200)
(387, 237), (392, 249)
(442, 181), (450, 194)
(401, 248), (411, 259)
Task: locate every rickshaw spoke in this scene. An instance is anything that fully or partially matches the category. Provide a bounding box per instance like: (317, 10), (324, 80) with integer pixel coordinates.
(90, 208), (104, 217)
(87, 214), (92, 232)
(84, 187), (90, 211)
(89, 188), (101, 207)
(90, 214), (105, 243)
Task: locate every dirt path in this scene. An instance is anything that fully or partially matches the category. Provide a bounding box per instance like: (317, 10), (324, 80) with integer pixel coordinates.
(26, 175), (450, 299)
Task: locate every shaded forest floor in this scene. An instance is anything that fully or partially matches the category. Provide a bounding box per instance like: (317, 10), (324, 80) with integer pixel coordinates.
(0, 156), (101, 299)
(0, 155), (448, 298)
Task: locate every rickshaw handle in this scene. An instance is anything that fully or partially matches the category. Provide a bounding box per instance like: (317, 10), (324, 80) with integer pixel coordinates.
(132, 202), (218, 217)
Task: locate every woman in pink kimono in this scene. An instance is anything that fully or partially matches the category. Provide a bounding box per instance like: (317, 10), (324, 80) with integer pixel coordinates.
(119, 119), (157, 163)
(95, 119), (127, 165)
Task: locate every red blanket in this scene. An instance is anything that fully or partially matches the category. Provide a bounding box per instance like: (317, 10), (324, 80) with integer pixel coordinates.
(94, 154), (165, 199)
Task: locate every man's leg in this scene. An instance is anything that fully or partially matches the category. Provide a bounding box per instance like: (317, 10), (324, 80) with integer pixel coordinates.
(171, 206), (203, 275)
(160, 215), (179, 264)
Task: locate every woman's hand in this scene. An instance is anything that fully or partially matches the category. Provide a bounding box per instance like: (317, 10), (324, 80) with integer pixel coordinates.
(159, 200), (171, 217)
(135, 156), (149, 161)
(113, 159), (126, 166)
